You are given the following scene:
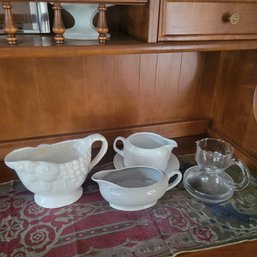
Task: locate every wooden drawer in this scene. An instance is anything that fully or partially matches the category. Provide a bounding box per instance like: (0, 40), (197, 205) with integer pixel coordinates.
(158, 0), (257, 41)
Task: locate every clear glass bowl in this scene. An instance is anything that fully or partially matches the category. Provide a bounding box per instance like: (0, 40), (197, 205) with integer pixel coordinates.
(183, 166), (234, 203)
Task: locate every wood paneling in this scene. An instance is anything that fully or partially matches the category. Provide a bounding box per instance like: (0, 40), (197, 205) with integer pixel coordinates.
(0, 58), (41, 137)
(153, 53), (181, 121)
(254, 85), (257, 122)
(0, 52), (210, 159)
(1, 51), (255, 171)
(0, 119), (210, 161)
(138, 54), (158, 123)
(118, 0), (160, 42)
(205, 50), (257, 171)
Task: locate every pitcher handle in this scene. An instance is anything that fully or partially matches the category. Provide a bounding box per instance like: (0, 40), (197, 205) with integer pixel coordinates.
(113, 136), (126, 157)
(166, 169), (182, 191)
(229, 159), (251, 190)
(89, 134), (108, 170)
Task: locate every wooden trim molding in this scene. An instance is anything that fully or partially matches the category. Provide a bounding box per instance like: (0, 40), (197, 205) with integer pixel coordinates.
(254, 85), (257, 123)
(0, 119), (210, 160)
(147, 0), (160, 42)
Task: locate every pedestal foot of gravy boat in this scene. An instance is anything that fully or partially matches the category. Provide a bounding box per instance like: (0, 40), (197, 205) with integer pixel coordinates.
(34, 187), (83, 208)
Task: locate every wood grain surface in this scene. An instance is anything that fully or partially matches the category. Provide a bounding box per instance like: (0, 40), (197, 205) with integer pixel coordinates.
(205, 51), (257, 171)
(254, 85), (257, 122)
(0, 52), (209, 157)
(159, 0), (257, 41)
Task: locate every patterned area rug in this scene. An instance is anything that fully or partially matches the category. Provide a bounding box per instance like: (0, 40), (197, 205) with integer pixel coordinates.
(1, 154), (257, 257)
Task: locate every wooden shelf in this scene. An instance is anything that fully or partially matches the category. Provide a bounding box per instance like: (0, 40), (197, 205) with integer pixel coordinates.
(3, 0), (148, 3)
(1, 34), (257, 58)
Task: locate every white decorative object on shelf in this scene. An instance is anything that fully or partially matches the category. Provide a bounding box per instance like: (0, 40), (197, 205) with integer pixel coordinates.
(4, 134), (108, 208)
(113, 132), (178, 171)
(92, 166), (182, 211)
(62, 3), (112, 40)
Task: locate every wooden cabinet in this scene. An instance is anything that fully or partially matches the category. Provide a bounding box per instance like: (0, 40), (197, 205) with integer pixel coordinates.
(0, 1), (257, 255)
(0, 0), (256, 169)
(158, 0), (257, 41)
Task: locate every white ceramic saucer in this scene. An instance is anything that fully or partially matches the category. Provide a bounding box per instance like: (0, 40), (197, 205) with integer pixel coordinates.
(113, 153), (180, 172)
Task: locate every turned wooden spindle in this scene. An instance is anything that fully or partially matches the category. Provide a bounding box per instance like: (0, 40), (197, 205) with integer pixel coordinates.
(52, 2), (65, 44)
(2, 1), (17, 45)
(96, 4), (109, 43)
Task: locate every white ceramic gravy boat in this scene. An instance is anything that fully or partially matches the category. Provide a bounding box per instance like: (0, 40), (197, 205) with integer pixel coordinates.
(5, 134), (108, 208)
(92, 166), (182, 211)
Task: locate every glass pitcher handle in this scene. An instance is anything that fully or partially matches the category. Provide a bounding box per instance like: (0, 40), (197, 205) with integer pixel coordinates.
(230, 159), (251, 190)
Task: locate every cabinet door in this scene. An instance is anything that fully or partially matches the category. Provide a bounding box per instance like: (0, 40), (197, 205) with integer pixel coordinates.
(159, 0), (257, 41)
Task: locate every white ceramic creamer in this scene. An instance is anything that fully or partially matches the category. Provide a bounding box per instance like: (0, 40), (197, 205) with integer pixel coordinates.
(113, 132), (177, 171)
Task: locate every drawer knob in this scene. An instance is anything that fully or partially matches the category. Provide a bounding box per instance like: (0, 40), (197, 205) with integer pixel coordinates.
(228, 13), (240, 25)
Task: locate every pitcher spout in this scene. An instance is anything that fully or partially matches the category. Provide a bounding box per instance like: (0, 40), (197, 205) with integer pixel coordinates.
(4, 158), (21, 171)
(4, 147), (33, 172)
(92, 169), (119, 187)
(164, 138), (177, 151)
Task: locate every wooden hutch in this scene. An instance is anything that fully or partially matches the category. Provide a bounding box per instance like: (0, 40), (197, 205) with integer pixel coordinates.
(0, 0), (257, 256)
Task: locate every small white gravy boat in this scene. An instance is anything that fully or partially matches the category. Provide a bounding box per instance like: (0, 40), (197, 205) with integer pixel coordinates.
(5, 134), (108, 208)
(92, 166), (182, 211)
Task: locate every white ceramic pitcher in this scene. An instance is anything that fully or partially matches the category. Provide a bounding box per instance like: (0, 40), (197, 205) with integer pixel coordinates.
(4, 134), (108, 208)
(113, 132), (177, 171)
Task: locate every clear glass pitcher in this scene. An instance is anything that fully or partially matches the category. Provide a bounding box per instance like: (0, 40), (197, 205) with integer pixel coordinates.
(183, 138), (251, 203)
(195, 138), (250, 190)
